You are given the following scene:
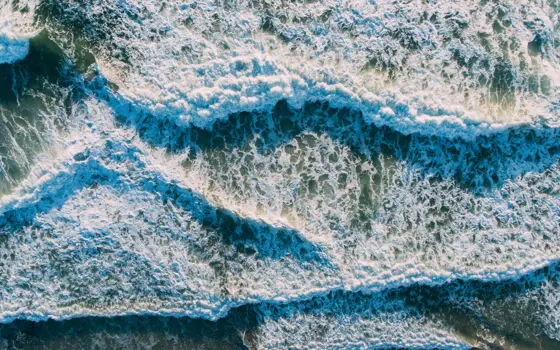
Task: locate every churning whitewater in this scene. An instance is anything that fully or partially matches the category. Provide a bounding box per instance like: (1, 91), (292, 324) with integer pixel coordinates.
(0, 0), (559, 349)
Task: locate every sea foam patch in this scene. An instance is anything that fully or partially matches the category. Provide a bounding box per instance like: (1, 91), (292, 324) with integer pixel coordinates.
(0, 99), (559, 327)
(0, 21), (31, 64)
(28, 0), (560, 139)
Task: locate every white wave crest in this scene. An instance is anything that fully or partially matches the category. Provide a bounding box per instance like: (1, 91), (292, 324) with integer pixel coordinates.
(0, 100), (559, 330)
(24, 0), (560, 138)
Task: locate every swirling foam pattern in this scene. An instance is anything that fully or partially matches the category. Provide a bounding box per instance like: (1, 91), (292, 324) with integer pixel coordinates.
(0, 0), (559, 348)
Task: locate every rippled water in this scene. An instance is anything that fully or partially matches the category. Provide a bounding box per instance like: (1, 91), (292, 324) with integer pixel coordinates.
(1, 0), (559, 349)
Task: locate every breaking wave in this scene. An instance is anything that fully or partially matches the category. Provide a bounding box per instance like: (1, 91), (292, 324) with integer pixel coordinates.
(1, 0), (559, 348)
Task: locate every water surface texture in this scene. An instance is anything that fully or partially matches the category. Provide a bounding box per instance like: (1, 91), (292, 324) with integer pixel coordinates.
(0, 0), (559, 349)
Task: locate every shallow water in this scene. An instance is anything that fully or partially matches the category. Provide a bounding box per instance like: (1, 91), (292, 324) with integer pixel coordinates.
(1, 0), (559, 349)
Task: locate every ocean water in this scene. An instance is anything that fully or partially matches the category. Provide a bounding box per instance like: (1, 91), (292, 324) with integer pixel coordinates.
(0, 0), (559, 349)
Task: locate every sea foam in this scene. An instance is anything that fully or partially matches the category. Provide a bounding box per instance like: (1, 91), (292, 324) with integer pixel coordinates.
(0, 21), (30, 64)
(0, 0), (559, 347)
(27, 0), (560, 139)
(1, 99), (558, 329)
